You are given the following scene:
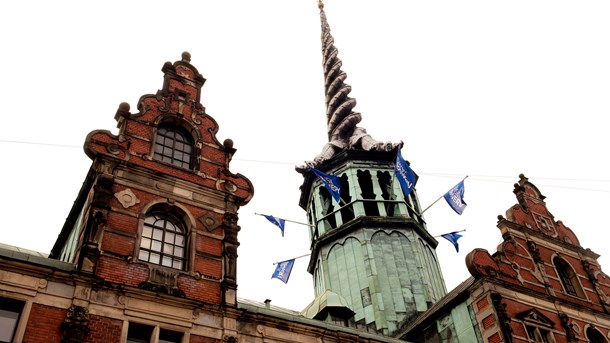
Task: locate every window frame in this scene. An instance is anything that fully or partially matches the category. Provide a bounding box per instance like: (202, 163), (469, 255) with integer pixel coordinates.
(137, 210), (188, 271)
(152, 123), (196, 170)
(553, 256), (585, 298)
(0, 297), (27, 343)
(126, 321), (184, 343)
(586, 326), (608, 343)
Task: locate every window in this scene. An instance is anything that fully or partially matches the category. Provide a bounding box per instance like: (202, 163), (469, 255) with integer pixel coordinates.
(127, 322), (183, 343)
(139, 212), (186, 270)
(586, 327), (608, 343)
(153, 126), (194, 169)
(0, 298), (25, 343)
(526, 325), (554, 343)
(553, 256), (584, 297)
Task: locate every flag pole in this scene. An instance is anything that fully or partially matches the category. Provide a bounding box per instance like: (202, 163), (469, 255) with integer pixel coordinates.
(272, 253), (311, 265)
(255, 213), (314, 227)
(421, 175), (468, 214)
(433, 229), (466, 238)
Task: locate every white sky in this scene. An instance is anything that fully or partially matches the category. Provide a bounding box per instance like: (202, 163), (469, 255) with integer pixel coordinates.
(1, 1), (609, 311)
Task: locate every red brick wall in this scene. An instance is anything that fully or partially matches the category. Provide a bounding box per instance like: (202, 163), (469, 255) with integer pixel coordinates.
(106, 211), (139, 234)
(196, 235), (222, 256)
(476, 297), (489, 311)
(101, 231), (135, 256)
(194, 255), (222, 279)
(96, 255), (149, 286)
(177, 275), (221, 304)
(23, 304), (66, 343)
(84, 315), (123, 343)
(487, 332), (501, 343)
(482, 315), (495, 329)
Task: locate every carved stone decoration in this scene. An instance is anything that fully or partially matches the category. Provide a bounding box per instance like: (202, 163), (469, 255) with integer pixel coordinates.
(199, 212), (220, 231)
(223, 212), (240, 244)
(526, 240), (542, 263)
(138, 267), (185, 298)
(225, 245), (238, 281)
(107, 144), (121, 155)
(114, 188), (140, 209)
(92, 175), (114, 209)
(223, 335), (238, 343)
(216, 179), (237, 193)
(491, 293), (513, 343)
(559, 313), (578, 342)
(60, 305), (89, 343)
(582, 261), (610, 311)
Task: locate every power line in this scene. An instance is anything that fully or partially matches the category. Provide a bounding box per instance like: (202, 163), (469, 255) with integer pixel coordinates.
(2, 138), (610, 192)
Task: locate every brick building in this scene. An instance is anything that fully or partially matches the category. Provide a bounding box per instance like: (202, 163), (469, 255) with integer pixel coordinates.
(0, 51), (406, 343)
(396, 175), (610, 342)
(2, 2), (610, 343)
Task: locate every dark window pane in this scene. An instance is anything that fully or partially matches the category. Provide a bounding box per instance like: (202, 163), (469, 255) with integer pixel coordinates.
(159, 329), (183, 343)
(127, 322), (154, 343)
(0, 298), (24, 343)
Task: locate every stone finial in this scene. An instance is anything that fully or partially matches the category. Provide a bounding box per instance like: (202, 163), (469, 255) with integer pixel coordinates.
(116, 102), (131, 118)
(182, 51), (191, 62)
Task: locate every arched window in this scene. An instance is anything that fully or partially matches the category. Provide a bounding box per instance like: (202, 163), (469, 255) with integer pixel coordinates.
(138, 211), (186, 270)
(553, 256), (584, 297)
(586, 327), (608, 343)
(153, 125), (194, 169)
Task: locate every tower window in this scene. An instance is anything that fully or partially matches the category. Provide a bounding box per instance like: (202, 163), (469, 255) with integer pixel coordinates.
(154, 126), (194, 169)
(139, 212), (186, 270)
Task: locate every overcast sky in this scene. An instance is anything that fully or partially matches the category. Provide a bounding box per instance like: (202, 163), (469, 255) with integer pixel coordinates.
(1, 0), (609, 311)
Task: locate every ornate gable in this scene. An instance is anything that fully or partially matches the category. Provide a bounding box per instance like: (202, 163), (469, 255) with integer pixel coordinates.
(505, 174), (579, 246)
(84, 52), (253, 205)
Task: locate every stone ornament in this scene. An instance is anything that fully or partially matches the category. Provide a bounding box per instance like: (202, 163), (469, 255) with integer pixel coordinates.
(114, 189), (140, 208)
(199, 212), (220, 231)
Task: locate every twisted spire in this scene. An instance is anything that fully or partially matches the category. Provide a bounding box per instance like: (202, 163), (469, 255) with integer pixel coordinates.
(319, 1), (361, 143)
(296, 1), (402, 173)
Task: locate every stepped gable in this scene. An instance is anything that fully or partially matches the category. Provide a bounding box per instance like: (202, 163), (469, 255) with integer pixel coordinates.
(84, 51), (253, 204)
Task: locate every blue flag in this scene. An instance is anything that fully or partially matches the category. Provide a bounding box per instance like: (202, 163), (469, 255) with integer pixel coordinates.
(441, 232), (463, 252)
(444, 180), (467, 215)
(271, 259), (295, 284)
(262, 214), (286, 237)
(394, 150), (418, 198)
(311, 168), (342, 203)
